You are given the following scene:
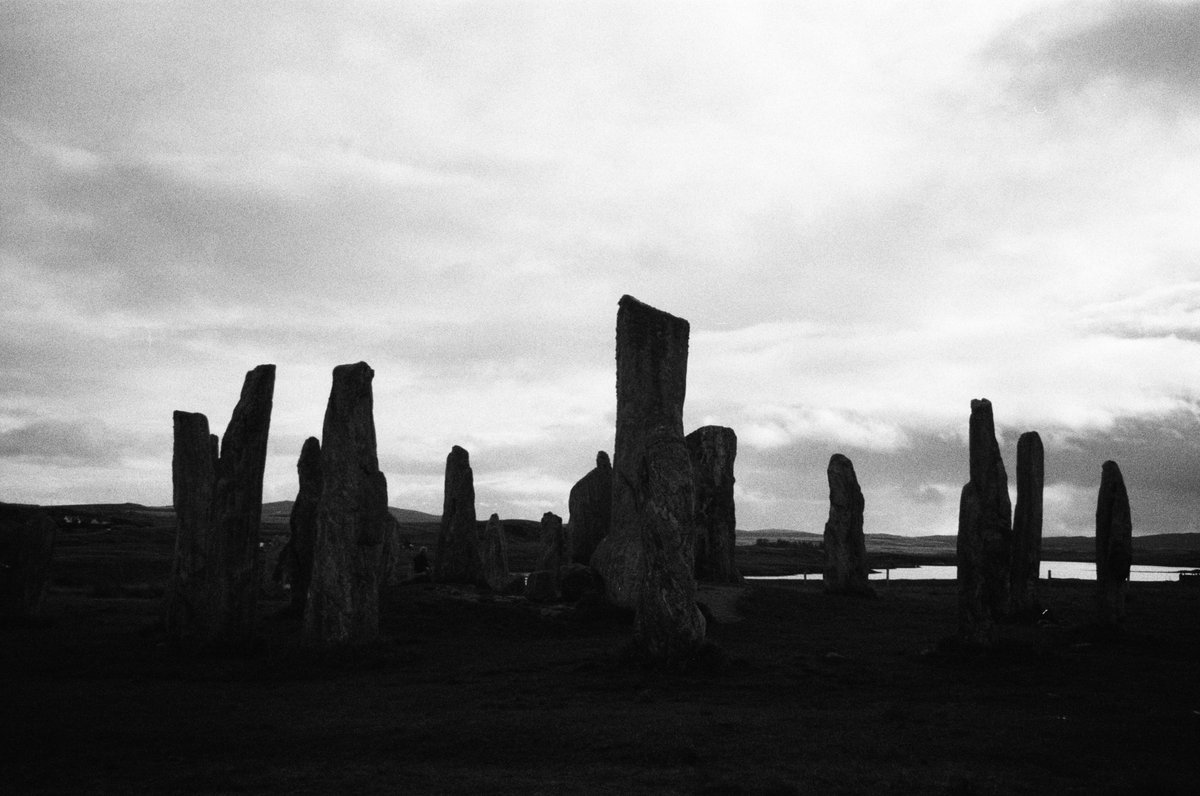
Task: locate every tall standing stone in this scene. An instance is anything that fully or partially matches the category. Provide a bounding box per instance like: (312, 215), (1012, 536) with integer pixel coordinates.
(687, 426), (740, 583)
(1095, 460), (1133, 627)
(166, 364), (275, 644)
(591, 295), (691, 609)
(0, 502), (59, 619)
(434, 445), (480, 584)
(280, 436), (321, 615)
(1010, 431), (1044, 618)
(568, 452), (613, 565)
(537, 511), (567, 574)
(304, 362), (389, 645)
(480, 513), (511, 591)
(956, 398), (1012, 646)
(823, 453), (871, 595)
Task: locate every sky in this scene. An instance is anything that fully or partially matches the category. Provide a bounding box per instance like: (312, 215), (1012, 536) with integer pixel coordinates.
(3, 1), (1200, 537)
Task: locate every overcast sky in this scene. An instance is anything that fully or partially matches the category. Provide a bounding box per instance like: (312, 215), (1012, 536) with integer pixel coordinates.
(3, 1), (1200, 537)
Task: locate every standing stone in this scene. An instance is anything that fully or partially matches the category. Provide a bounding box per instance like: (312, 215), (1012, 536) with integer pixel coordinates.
(956, 398), (1012, 646)
(1010, 431), (1044, 618)
(1095, 460), (1133, 627)
(279, 436), (321, 615)
(568, 451), (613, 565)
(0, 503), (59, 619)
(687, 426), (740, 583)
(480, 513), (511, 591)
(304, 362), (389, 645)
(378, 514), (407, 587)
(434, 446), (480, 584)
(633, 433), (706, 664)
(591, 295), (691, 609)
(822, 453), (871, 595)
(166, 364), (275, 644)
(537, 511), (567, 579)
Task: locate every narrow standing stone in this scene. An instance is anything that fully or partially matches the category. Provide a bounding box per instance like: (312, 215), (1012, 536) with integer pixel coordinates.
(281, 436), (321, 616)
(0, 503), (59, 618)
(568, 451), (612, 565)
(304, 362), (389, 645)
(1095, 460), (1133, 627)
(480, 513), (511, 591)
(434, 445), (480, 584)
(1010, 431), (1044, 618)
(687, 426), (740, 583)
(166, 364), (275, 644)
(591, 295), (691, 609)
(823, 453), (871, 595)
(956, 398), (1012, 646)
(537, 511), (567, 576)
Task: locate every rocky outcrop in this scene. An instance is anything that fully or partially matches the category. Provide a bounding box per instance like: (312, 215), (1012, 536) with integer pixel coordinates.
(304, 362), (389, 645)
(591, 295), (691, 610)
(1095, 460), (1133, 627)
(480, 513), (511, 591)
(280, 436), (321, 614)
(434, 446), (480, 584)
(166, 364), (275, 644)
(0, 502), (59, 618)
(822, 453), (871, 595)
(688, 426), (740, 583)
(1010, 431), (1044, 618)
(956, 398), (1012, 646)
(568, 452), (612, 565)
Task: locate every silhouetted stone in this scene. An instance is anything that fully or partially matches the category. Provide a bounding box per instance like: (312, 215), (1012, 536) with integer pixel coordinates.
(536, 511), (567, 588)
(568, 451), (612, 565)
(591, 295), (690, 609)
(166, 364), (275, 644)
(304, 362), (389, 645)
(280, 436), (321, 614)
(379, 514), (408, 587)
(434, 446), (480, 584)
(0, 502), (58, 618)
(688, 426), (740, 583)
(633, 433), (706, 664)
(823, 453), (871, 595)
(956, 398), (1012, 646)
(1010, 431), (1044, 618)
(558, 563), (602, 602)
(525, 569), (557, 603)
(1095, 460), (1133, 627)
(480, 513), (511, 591)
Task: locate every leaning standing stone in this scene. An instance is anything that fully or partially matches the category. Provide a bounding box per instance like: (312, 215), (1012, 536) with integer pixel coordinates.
(304, 362), (389, 645)
(688, 426), (740, 583)
(480, 513), (511, 591)
(568, 451), (612, 565)
(434, 445), (480, 584)
(591, 295), (691, 609)
(823, 453), (871, 595)
(0, 502), (59, 619)
(1010, 431), (1044, 618)
(1095, 460), (1132, 627)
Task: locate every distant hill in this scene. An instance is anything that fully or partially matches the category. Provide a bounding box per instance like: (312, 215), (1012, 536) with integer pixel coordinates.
(262, 501), (441, 525)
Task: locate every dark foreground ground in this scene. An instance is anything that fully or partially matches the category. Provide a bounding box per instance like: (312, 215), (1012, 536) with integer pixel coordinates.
(4, 574), (1200, 795)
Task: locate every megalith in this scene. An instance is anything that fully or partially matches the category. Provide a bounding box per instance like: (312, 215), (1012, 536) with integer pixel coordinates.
(480, 513), (511, 591)
(537, 511), (568, 581)
(568, 451), (612, 565)
(591, 295), (691, 609)
(434, 445), (480, 584)
(166, 364), (275, 644)
(956, 398), (1012, 646)
(1095, 460), (1133, 627)
(1010, 431), (1044, 618)
(633, 433), (706, 664)
(304, 362), (389, 645)
(823, 453), (871, 595)
(687, 426), (740, 583)
(0, 502), (59, 619)
(280, 436), (321, 615)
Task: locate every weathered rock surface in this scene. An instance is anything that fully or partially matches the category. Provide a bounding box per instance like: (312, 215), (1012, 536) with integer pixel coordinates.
(480, 513), (511, 591)
(956, 398), (1013, 646)
(378, 514), (407, 587)
(688, 426), (740, 583)
(280, 436), (321, 614)
(0, 502), (59, 618)
(1010, 431), (1044, 618)
(1095, 460), (1133, 627)
(633, 433), (706, 664)
(823, 453), (871, 595)
(536, 511), (567, 585)
(558, 563), (602, 602)
(304, 362), (389, 645)
(166, 364), (275, 644)
(568, 451), (612, 565)
(591, 295), (691, 610)
(434, 445), (480, 584)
